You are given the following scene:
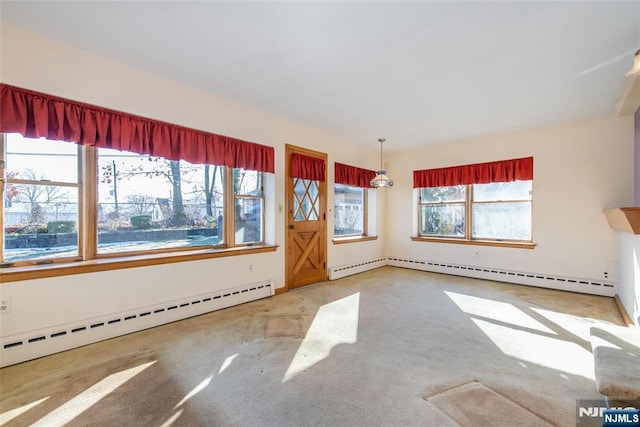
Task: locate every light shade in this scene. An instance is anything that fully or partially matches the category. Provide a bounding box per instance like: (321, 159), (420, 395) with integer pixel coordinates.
(370, 171), (394, 187)
(371, 138), (394, 188)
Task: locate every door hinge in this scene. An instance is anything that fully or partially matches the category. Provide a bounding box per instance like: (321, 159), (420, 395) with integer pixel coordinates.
(323, 213), (326, 220)
(324, 262), (326, 269)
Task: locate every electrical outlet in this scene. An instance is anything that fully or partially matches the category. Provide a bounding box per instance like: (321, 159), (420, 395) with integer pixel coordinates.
(0, 297), (11, 314)
(248, 264), (254, 273)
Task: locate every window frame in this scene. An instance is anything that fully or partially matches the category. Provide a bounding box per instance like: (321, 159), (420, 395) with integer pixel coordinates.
(1, 135), (273, 277)
(415, 181), (535, 249)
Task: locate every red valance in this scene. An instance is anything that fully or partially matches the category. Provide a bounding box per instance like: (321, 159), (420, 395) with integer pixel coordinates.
(335, 162), (376, 188)
(0, 83), (274, 173)
(413, 157), (533, 188)
(290, 153), (325, 181)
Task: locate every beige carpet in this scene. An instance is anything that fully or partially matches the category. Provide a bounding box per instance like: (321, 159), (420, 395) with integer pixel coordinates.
(0, 267), (624, 426)
(425, 381), (551, 426)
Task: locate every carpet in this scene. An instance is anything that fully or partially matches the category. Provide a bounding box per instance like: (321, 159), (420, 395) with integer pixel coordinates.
(425, 381), (552, 426)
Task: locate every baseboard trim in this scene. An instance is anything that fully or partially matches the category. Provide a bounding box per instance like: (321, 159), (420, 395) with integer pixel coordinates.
(614, 295), (634, 326)
(386, 256), (616, 297)
(0, 280), (274, 368)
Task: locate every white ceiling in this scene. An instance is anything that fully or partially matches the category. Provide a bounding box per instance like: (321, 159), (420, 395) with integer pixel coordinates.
(1, 1), (639, 151)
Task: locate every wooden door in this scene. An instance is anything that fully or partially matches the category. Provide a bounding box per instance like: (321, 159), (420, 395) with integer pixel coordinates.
(285, 145), (327, 289)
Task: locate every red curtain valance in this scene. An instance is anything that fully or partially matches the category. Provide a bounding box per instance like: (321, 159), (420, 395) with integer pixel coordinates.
(0, 83), (274, 173)
(413, 156), (533, 188)
(335, 162), (376, 188)
(290, 153), (325, 181)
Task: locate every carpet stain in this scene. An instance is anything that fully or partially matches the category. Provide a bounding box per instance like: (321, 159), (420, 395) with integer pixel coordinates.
(425, 382), (552, 427)
(264, 315), (304, 338)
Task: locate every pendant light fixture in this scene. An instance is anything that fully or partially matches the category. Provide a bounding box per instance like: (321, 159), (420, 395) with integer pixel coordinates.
(370, 138), (394, 188)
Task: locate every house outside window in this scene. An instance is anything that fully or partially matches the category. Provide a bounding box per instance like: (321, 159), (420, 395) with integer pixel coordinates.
(334, 183), (366, 237)
(96, 148), (230, 254)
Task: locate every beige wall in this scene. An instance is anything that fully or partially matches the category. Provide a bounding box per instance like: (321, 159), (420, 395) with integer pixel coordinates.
(0, 24), (385, 340)
(385, 115), (634, 285)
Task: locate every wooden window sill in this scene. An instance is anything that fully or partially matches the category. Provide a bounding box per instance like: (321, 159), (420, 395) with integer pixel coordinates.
(332, 236), (378, 244)
(0, 245), (278, 283)
(410, 236), (535, 249)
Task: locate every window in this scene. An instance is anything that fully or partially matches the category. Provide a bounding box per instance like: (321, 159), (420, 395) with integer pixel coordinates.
(418, 181), (532, 242)
(333, 162), (376, 241)
(97, 148), (228, 254)
(234, 169), (263, 244)
(334, 184), (366, 237)
(2, 134), (265, 266)
(414, 157), (533, 246)
(472, 181), (532, 240)
(2, 135), (81, 263)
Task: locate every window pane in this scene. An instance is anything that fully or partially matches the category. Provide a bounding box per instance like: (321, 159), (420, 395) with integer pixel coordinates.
(4, 185), (79, 262)
(235, 197), (262, 243)
(419, 204), (465, 236)
(473, 181), (532, 202)
(420, 185), (465, 203)
(234, 169), (261, 195)
(472, 202), (531, 240)
(6, 134), (78, 183)
(293, 178), (319, 221)
(334, 184), (364, 236)
(4, 134), (80, 263)
(97, 149), (224, 253)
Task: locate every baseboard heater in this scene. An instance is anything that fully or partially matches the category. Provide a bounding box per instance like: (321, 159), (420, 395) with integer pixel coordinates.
(386, 256), (617, 297)
(0, 280), (273, 368)
(328, 257), (388, 280)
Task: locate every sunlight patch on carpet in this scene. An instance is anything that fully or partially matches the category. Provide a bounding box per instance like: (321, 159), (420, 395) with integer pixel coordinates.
(283, 293), (360, 383)
(31, 361), (156, 426)
(0, 396), (49, 425)
(445, 291), (555, 334)
(175, 374), (213, 408)
(472, 318), (594, 379)
(159, 408), (183, 427)
(529, 307), (596, 341)
(426, 382), (551, 427)
(219, 353), (239, 373)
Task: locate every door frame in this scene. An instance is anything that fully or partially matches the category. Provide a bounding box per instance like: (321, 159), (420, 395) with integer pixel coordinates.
(284, 144), (328, 291)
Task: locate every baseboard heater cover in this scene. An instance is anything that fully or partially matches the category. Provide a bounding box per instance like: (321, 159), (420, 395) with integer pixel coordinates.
(386, 256), (617, 297)
(328, 257), (388, 280)
(0, 280), (274, 368)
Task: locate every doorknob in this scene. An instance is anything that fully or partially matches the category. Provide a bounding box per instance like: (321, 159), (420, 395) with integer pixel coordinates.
(288, 224), (295, 229)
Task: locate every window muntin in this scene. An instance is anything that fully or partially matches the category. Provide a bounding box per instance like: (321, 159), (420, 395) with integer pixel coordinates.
(1, 134), (266, 266)
(2, 135), (81, 263)
(293, 178), (320, 221)
(334, 184), (366, 237)
(418, 181), (532, 242)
